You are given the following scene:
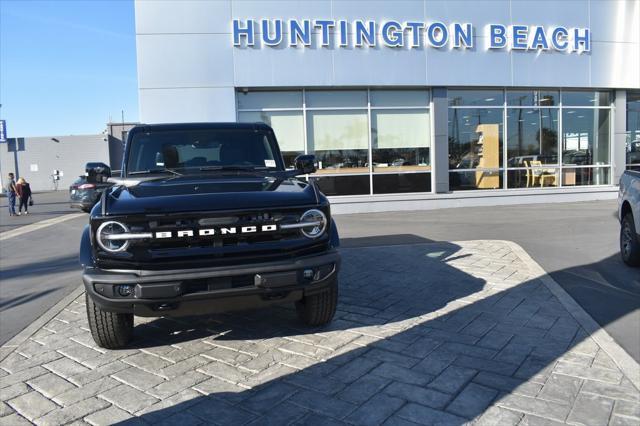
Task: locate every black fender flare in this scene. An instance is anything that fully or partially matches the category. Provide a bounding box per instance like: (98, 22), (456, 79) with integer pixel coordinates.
(330, 218), (340, 248)
(79, 225), (95, 268)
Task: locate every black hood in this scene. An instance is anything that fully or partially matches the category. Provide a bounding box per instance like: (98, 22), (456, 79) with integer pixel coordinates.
(103, 175), (319, 215)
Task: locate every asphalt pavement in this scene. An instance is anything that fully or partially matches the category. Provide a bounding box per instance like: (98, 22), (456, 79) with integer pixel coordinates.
(0, 191), (80, 232)
(0, 191), (89, 345)
(335, 200), (640, 362)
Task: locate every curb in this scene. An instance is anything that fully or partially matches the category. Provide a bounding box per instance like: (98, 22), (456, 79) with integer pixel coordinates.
(504, 240), (640, 392)
(0, 285), (85, 363)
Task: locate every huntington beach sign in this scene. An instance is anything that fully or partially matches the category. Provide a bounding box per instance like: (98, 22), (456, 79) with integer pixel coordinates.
(232, 19), (591, 53)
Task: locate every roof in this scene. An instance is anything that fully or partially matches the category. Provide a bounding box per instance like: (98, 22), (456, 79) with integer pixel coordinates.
(129, 122), (272, 132)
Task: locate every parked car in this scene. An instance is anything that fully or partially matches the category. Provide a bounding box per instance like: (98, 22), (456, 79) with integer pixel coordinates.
(79, 123), (340, 349)
(618, 170), (640, 266)
(70, 162), (114, 212)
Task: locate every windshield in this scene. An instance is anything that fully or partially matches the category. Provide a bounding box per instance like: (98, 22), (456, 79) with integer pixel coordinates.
(126, 128), (282, 175)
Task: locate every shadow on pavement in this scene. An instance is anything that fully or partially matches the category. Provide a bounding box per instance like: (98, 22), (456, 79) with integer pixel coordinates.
(549, 253), (640, 362)
(0, 254), (79, 281)
(78, 237), (638, 424)
(340, 234), (439, 248)
(0, 287), (62, 311)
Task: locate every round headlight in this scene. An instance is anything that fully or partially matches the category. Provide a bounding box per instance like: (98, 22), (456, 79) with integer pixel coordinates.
(299, 209), (327, 239)
(96, 221), (130, 252)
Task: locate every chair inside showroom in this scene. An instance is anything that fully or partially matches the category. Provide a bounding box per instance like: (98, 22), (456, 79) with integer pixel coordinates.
(529, 160), (556, 187)
(524, 161), (533, 187)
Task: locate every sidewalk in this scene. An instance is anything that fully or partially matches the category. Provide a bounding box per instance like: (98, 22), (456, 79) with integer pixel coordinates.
(1, 241), (638, 425)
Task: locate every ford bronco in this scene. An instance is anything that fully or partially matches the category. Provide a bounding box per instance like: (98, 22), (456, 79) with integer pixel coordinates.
(79, 123), (340, 349)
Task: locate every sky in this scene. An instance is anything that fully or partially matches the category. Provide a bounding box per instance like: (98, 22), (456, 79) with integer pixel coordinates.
(0, 0), (138, 137)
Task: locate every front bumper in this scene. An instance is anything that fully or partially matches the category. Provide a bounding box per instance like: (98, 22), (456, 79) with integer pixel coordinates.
(83, 250), (340, 317)
(70, 201), (94, 210)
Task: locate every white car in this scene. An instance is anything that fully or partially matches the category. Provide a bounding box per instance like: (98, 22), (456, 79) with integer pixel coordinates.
(618, 170), (640, 266)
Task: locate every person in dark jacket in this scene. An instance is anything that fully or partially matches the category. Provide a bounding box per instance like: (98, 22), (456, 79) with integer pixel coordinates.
(16, 177), (32, 215)
(5, 173), (17, 216)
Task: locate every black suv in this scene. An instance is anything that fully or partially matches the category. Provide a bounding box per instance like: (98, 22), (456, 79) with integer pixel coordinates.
(70, 163), (115, 213)
(79, 123), (340, 349)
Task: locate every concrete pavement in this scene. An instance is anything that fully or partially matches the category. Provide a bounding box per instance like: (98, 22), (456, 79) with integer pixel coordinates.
(335, 200), (640, 363)
(1, 241), (638, 425)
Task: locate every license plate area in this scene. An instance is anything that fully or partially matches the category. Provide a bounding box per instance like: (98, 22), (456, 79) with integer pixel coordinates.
(254, 271), (298, 288)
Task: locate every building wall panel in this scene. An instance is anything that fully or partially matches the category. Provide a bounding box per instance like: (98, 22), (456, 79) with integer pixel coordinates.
(0, 135), (109, 192)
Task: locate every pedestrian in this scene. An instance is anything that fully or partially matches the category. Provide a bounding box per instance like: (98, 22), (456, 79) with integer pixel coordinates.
(16, 177), (32, 215)
(5, 172), (17, 216)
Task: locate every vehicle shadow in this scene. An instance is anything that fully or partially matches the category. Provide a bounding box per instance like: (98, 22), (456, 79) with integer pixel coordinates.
(112, 238), (638, 425)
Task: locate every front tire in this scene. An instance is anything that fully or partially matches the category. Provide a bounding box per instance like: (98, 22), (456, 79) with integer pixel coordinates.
(621, 213), (640, 267)
(86, 294), (133, 349)
(296, 279), (338, 326)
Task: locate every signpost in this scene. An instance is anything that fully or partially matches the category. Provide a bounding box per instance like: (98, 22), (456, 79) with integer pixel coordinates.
(0, 120), (6, 142)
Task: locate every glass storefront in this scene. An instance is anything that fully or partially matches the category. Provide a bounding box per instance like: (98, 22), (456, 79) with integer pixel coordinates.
(627, 91), (640, 171)
(237, 89), (431, 196)
(449, 89), (612, 190)
(238, 88), (616, 196)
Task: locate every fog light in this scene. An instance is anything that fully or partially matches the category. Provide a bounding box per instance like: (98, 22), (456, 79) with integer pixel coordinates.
(117, 285), (134, 297)
(303, 269), (314, 280)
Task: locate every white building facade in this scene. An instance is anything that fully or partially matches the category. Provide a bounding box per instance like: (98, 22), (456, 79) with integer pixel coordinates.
(134, 0), (640, 212)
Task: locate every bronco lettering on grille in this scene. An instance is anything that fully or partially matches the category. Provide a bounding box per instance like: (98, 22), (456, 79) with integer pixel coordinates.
(154, 224), (278, 239)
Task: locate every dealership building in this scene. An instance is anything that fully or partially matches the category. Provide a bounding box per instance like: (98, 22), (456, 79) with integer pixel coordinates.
(134, 0), (640, 212)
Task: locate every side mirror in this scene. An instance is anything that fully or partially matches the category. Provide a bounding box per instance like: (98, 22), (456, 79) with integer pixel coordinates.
(86, 162), (111, 183)
(294, 155), (316, 175)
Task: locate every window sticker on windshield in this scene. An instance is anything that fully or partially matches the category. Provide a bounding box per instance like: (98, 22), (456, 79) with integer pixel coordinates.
(265, 159), (276, 168)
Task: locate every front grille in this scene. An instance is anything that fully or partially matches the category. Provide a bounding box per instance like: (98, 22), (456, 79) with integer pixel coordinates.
(94, 207), (330, 270)
(138, 210), (303, 250)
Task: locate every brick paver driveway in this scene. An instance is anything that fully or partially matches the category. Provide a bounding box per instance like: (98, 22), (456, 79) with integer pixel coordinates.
(1, 241), (639, 425)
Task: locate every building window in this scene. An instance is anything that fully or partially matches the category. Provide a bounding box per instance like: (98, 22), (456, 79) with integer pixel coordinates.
(448, 89), (504, 107)
(237, 111), (304, 168)
(627, 90), (640, 171)
(448, 89), (612, 191)
(506, 90), (560, 189)
(562, 90), (611, 107)
(237, 88), (431, 196)
(371, 90), (431, 194)
(507, 90), (559, 107)
(560, 90), (611, 186)
(237, 91), (304, 168)
(448, 103), (504, 191)
(305, 90), (370, 196)
(561, 107), (610, 185)
(306, 109), (370, 195)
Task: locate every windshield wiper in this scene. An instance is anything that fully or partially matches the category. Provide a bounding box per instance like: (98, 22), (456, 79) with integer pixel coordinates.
(128, 168), (183, 176)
